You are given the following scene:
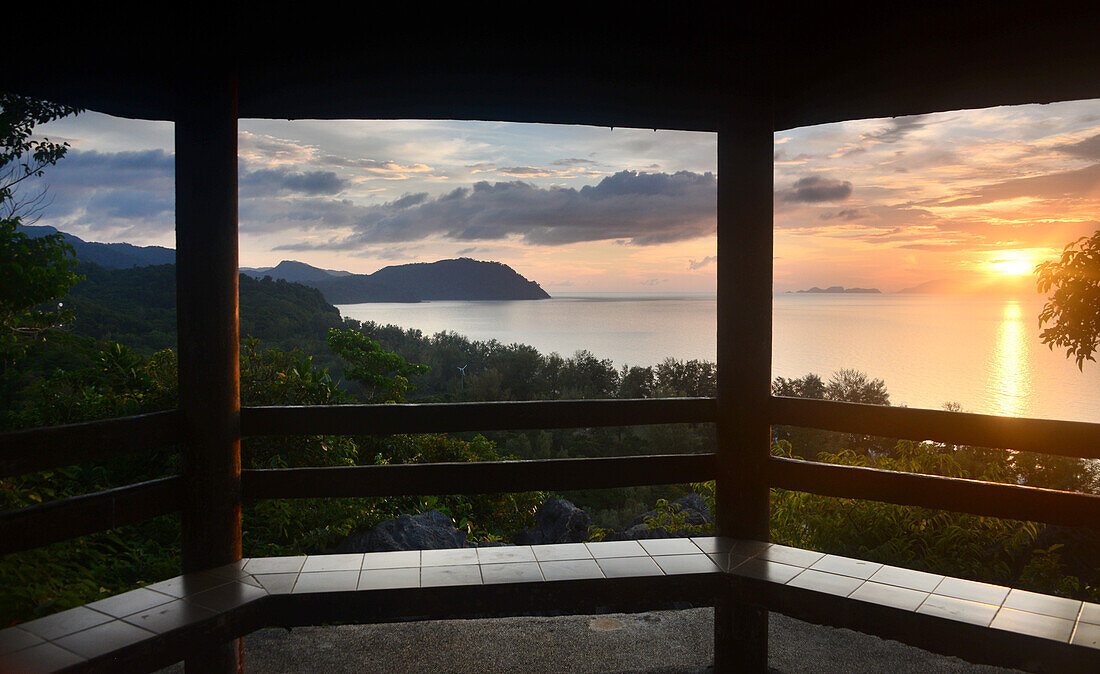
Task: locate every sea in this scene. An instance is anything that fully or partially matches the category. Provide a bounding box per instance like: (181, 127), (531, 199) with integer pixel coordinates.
(337, 292), (1100, 424)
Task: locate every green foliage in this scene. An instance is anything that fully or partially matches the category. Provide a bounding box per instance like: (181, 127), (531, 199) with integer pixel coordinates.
(59, 263), (346, 359)
(327, 327), (428, 402)
(0, 221), (82, 360)
(649, 438), (1098, 603)
(0, 94), (80, 193)
(0, 517), (180, 624)
(1036, 230), (1100, 369)
(0, 94), (83, 362)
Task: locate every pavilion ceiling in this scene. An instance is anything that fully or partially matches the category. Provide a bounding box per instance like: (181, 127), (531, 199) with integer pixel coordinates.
(5, 4), (1099, 131)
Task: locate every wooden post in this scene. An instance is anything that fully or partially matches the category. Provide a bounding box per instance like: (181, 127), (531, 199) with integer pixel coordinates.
(176, 67), (243, 673)
(714, 85), (773, 672)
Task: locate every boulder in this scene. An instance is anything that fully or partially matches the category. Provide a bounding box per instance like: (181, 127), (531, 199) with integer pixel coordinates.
(332, 509), (466, 553)
(616, 494), (713, 540)
(512, 498), (592, 545)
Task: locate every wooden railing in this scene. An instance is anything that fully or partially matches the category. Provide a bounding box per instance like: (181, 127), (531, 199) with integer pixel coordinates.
(2, 396), (1098, 556)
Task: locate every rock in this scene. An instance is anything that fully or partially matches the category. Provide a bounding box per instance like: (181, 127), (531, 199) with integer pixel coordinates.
(512, 498), (592, 545)
(332, 510), (466, 553)
(615, 494), (713, 540)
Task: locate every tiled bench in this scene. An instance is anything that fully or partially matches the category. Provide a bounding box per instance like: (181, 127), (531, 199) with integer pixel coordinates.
(1, 539), (1096, 673)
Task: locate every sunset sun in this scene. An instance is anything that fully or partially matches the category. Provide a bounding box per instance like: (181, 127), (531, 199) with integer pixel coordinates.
(988, 251), (1039, 276)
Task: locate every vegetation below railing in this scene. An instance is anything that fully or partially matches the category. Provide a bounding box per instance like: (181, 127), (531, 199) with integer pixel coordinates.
(2, 264), (1097, 626)
(645, 437), (1099, 604)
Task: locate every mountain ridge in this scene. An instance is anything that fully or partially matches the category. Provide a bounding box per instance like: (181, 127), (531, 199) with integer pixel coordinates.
(19, 225), (550, 303)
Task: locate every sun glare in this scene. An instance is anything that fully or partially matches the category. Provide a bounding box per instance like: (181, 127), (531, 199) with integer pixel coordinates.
(987, 251), (1038, 276)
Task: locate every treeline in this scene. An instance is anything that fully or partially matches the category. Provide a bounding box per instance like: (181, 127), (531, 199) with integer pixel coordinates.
(356, 319), (717, 401)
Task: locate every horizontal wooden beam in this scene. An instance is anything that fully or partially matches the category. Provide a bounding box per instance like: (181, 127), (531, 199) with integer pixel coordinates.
(767, 456), (1100, 529)
(0, 477), (182, 555)
(241, 398), (717, 437)
(0, 410), (182, 477)
(770, 396), (1100, 460)
(242, 453), (717, 499)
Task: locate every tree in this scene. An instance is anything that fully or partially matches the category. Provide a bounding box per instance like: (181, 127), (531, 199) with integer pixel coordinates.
(327, 327), (427, 402)
(825, 368), (889, 405)
(0, 93), (82, 360)
(1036, 231), (1100, 369)
(772, 373), (825, 399)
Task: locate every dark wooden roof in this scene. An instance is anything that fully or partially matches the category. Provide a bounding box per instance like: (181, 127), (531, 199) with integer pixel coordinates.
(5, 4), (1099, 131)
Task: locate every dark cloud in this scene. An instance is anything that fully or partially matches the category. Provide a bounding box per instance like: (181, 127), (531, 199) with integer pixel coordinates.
(498, 166), (556, 177)
(391, 192), (429, 209)
(296, 170), (717, 249)
(688, 255), (717, 270)
(933, 163), (1100, 207)
(1055, 134), (1100, 160)
(85, 189), (173, 219)
(860, 115), (926, 144)
(774, 148), (814, 163)
(550, 158), (597, 166)
(779, 176), (853, 203)
(820, 208), (871, 221)
(34, 149), (176, 235)
(48, 149), (174, 189)
(239, 168), (347, 197)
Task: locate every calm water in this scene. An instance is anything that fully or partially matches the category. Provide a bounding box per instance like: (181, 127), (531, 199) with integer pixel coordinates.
(338, 293), (1100, 423)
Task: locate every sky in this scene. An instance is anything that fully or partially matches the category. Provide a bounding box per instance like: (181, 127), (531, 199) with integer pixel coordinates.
(28, 98), (1100, 293)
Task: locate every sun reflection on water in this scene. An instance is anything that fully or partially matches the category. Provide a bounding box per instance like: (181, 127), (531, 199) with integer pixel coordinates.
(988, 301), (1033, 416)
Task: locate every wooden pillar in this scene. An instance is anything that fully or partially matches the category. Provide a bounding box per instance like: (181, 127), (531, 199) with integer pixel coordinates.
(176, 67), (243, 673)
(714, 85), (773, 672)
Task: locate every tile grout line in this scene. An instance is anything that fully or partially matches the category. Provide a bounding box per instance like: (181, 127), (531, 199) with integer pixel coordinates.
(1068, 602), (1084, 644)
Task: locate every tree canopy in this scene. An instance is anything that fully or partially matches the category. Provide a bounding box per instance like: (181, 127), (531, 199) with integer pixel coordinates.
(0, 94), (82, 361)
(1036, 231), (1100, 369)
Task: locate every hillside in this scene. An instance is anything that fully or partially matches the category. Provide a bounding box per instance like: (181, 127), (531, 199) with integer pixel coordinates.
(243, 260), (349, 285)
(19, 225), (175, 268)
(61, 262), (345, 355)
(309, 274), (420, 303)
(22, 226), (551, 303)
(368, 258), (551, 301)
(252, 257), (550, 303)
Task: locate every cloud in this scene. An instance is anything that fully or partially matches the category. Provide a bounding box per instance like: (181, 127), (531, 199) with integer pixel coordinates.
(32, 149), (176, 237)
(293, 170), (717, 249)
(860, 115), (927, 145)
(779, 176), (853, 203)
(317, 155), (433, 179)
(498, 166), (561, 178)
(239, 168), (347, 197)
(688, 255), (717, 270)
(1055, 133), (1100, 160)
(48, 149), (174, 189)
(550, 158), (597, 166)
(238, 131), (316, 166)
(819, 208), (871, 221)
(932, 163), (1100, 207)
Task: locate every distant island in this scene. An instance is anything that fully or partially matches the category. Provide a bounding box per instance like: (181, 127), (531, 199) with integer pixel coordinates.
(19, 225), (550, 304)
(793, 286), (882, 294)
